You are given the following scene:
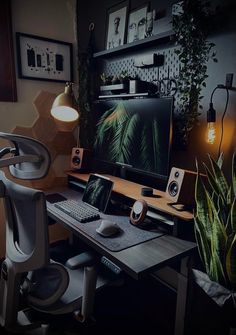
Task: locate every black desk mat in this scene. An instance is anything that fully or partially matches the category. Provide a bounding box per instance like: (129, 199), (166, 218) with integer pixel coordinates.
(73, 214), (163, 252)
(48, 192), (163, 252)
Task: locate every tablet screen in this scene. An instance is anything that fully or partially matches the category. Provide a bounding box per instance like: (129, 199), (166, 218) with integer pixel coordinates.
(82, 174), (113, 212)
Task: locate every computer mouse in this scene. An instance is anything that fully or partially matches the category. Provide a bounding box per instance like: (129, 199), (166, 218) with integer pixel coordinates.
(96, 220), (120, 237)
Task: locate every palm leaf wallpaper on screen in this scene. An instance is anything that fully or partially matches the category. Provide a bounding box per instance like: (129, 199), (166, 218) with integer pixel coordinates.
(85, 178), (108, 210)
(93, 100), (164, 174)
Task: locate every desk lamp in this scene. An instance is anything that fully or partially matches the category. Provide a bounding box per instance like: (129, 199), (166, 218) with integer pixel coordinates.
(51, 82), (79, 132)
(51, 83), (90, 170)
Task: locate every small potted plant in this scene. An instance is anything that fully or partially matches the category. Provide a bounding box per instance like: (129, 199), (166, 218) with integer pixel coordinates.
(100, 73), (112, 85)
(119, 71), (130, 84)
(111, 75), (121, 85)
(194, 152), (236, 331)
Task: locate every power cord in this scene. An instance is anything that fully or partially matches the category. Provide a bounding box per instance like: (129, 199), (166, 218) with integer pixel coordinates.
(208, 84), (230, 159)
(218, 87), (229, 158)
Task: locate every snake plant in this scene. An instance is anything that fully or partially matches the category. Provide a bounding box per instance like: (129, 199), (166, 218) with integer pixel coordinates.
(194, 153), (236, 290)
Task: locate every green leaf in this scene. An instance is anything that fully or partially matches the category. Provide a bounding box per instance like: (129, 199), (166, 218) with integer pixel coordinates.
(217, 194), (228, 227)
(94, 104), (120, 150)
(194, 216), (211, 274)
(226, 234), (236, 289)
(209, 250), (227, 285)
(217, 152), (224, 169)
(110, 113), (141, 164)
(210, 202), (227, 263)
(227, 186), (232, 206)
(230, 197), (236, 234)
(203, 162), (222, 199)
(208, 154), (229, 198)
(139, 122), (155, 171)
(195, 169), (214, 239)
(152, 119), (160, 171)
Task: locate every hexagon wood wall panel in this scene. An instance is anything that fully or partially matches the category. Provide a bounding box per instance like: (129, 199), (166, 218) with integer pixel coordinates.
(12, 90), (77, 189)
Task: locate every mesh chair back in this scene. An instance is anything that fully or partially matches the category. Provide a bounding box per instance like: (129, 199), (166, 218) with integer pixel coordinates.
(0, 171), (50, 271)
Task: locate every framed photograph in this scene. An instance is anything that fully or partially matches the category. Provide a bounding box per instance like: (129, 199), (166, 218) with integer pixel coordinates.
(127, 4), (149, 43)
(16, 32), (73, 82)
(0, 0), (17, 101)
(105, 1), (129, 50)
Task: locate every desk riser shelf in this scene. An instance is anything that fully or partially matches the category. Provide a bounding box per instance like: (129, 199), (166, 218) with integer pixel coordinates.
(66, 172), (193, 221)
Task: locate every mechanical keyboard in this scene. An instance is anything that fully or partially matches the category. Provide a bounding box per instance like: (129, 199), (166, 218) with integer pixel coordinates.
(54, 199), (100, 223)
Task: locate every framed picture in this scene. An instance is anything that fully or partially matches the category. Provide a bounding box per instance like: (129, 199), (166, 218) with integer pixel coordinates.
(16, 32), (73, 82)
(0, 0), (17, 101)
(127, 4), (149, 43)
(105, 1), (129, 50)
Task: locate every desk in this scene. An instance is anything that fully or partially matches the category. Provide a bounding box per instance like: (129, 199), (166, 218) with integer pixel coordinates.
(46, 186), (196, 335)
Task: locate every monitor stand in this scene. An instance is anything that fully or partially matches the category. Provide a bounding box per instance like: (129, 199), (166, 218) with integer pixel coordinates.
(115, 162), (132, 180)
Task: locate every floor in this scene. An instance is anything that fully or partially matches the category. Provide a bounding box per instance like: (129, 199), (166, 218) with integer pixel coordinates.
(0, 275), (232, 335)
(0, 241), (232, 335)
(0, 276), (176, 335)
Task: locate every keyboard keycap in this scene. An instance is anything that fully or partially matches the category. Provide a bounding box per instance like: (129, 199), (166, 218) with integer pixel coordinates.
(54, 200), (100, 223)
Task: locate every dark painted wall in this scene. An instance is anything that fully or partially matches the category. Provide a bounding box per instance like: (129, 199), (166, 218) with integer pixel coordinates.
(77, 0), (236, 181)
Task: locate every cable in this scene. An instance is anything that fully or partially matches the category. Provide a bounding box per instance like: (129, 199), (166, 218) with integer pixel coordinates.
(208, 84), (230, 159)
(218, 88), (229, 158)
(76, 125), (80, 148)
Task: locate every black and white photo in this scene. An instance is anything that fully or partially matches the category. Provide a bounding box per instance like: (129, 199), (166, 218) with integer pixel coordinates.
(127, 4), (148, 43)
(106, 1), (128, 50)
(16, 33), (73, 82)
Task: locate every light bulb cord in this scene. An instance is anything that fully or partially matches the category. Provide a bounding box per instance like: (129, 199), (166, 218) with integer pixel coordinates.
(218, 88), (229, 158)
(209, 85), (229, 159)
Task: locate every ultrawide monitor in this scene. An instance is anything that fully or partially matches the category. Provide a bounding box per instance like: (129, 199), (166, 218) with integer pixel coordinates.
(93, 97), (173, 180)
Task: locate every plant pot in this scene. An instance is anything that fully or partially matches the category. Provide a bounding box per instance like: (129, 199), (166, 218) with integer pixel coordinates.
(192, 269), (236, 332)
(100, 83), (128, 94)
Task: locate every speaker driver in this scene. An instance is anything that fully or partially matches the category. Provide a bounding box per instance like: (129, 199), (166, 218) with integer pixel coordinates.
(168, 181), (179, 197)
(72, 156), (81, 166)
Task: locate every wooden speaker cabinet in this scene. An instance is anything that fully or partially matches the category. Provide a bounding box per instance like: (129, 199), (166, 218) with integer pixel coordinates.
(70, 148), (91, 171)
(166, 167), (197, 205)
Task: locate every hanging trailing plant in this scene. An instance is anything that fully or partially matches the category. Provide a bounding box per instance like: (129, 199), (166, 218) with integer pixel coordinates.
(172, 0), (217, 148)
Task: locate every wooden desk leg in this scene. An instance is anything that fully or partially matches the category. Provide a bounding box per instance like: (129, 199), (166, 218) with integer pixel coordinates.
(174, 256), (192, 335)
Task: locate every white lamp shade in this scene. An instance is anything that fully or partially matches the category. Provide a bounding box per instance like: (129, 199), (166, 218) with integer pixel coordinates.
(51, 105), (79, 122)
(51, 83), (79, 122)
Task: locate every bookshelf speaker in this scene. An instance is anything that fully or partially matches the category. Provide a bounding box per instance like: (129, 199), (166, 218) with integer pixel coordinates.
(165, 167), (197, 205)
(70, 148), (91, 170)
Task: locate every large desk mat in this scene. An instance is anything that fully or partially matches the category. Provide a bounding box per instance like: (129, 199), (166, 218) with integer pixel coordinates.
(47, 191), (163, 252)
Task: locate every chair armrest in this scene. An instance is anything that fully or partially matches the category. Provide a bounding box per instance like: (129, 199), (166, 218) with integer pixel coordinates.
(65, 251), (96, 269)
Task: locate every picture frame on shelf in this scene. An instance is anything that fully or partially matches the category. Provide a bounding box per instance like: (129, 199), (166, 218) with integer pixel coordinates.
(16, 32), (73, 82)
(105, 1), (129, 50)
(127, 4), (149, 43)
(152, 16), (173, 36)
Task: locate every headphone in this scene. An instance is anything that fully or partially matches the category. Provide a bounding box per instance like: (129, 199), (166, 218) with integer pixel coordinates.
(130, 199), (148, 226)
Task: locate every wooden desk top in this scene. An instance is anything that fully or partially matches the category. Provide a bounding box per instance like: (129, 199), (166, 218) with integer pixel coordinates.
(67, 171), (193, 221)
(47, 187), (196, 280)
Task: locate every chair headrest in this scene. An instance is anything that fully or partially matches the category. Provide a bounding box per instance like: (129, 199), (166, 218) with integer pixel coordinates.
(0, 132), (51, 180)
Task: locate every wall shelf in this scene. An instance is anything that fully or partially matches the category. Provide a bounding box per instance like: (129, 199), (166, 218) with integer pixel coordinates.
(98, 92), (150, 99)
(93, 30), (175, 59)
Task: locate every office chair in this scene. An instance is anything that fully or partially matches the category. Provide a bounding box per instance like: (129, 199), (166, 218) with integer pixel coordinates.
(0, 132), (109, 333)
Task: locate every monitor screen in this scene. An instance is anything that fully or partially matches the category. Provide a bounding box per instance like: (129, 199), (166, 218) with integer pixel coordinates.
(92, 97), (173, 180)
